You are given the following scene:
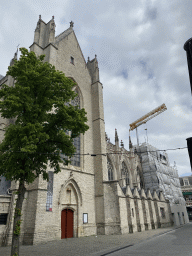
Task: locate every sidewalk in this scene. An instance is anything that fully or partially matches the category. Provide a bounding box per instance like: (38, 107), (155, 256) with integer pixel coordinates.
(0, 225), (184, 256)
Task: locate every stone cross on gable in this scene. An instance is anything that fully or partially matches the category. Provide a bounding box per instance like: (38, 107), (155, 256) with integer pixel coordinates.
(70, 21), (74, 27)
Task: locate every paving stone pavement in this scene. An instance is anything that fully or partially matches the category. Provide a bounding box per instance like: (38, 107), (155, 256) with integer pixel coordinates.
(0, 225), (184, 256)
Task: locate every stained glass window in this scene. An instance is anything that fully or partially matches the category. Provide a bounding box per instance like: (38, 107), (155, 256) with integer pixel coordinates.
(46, 171), (54, 211)
(107, 157), (113, 181)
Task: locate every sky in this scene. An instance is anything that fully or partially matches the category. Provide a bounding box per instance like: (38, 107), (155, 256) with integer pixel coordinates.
(1, 0), (192, 177)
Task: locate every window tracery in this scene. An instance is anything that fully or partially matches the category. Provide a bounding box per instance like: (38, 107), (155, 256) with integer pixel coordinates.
(107, 157), (113, 181)
(60, 87), (81, 167)
(70, 88), (80, 167)
(71, 88), (80, 107)
(137, 167), (144, 189)
(122, 161), (129, 185)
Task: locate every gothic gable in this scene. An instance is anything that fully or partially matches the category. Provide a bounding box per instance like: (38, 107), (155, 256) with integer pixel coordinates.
(54, 28), (89, 82)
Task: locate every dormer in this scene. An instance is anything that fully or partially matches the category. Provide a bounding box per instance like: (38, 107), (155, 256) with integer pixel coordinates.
(183, 178), (189, 186)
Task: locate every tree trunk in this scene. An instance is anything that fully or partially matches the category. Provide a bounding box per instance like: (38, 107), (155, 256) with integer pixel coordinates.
(11, 179), (26, 256)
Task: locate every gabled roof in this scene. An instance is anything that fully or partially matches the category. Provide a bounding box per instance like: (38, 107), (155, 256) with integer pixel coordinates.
(54, 25), (87, 66)
(0, 74), (4, 80)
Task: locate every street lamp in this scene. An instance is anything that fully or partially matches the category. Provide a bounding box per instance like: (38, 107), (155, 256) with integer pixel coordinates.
(184, 39), (192, 171)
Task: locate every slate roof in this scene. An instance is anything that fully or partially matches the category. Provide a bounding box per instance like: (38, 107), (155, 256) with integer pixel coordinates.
(0, 74), (4, 80)
(179, 176), (192, 186)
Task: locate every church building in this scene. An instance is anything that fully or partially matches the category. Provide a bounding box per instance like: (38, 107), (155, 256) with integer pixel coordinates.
(0, 16), (185, 246)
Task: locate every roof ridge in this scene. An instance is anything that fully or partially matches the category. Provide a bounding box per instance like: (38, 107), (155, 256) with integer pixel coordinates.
(55, 27), (73, 42)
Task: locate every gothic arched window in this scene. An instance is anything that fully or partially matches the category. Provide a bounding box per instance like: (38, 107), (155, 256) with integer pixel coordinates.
(107, 157), (113, 181)
(60, 87), (81, 167)
(70, 88), (81, 167)
(122, 161), (129, 185)
(71, 88), (80, 107)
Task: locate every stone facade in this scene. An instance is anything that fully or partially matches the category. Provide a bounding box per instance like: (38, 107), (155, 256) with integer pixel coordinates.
(0, 16), (178, 246)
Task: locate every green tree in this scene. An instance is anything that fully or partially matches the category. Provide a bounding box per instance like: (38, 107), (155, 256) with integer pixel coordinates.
(0, 48), (89, 256)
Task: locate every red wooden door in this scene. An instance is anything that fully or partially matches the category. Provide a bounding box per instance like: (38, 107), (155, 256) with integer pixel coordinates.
(61, 209), (73, 239)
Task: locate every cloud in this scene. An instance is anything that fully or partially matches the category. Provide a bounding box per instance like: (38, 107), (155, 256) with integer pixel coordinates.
(1, 0), (192, 176)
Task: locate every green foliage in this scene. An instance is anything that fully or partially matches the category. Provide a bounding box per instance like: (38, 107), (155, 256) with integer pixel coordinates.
(14, 208), (22, 217)
(0, 48), (89, 184)
(13, 220), (22, 236)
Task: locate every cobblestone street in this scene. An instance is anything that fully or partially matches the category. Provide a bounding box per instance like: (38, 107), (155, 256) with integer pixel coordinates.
(0, 225), (184, 256)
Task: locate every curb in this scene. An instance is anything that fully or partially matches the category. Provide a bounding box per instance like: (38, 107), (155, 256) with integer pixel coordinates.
(91, 224), (187, 256)
(143, 224), (186, 242)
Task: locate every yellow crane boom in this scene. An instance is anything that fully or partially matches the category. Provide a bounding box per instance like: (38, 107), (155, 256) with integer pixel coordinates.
(129, 103), (167, 146)
(129, 103), (167, 131)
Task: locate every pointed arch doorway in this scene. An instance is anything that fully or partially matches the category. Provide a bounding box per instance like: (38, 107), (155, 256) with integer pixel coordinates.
(61, 209), (74, 239)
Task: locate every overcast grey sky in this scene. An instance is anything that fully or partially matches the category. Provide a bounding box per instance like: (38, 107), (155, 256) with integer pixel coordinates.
(1, 0), (192, 177)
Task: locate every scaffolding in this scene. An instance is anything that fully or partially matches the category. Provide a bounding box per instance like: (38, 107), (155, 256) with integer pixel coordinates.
(135, 142), (185, 206)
